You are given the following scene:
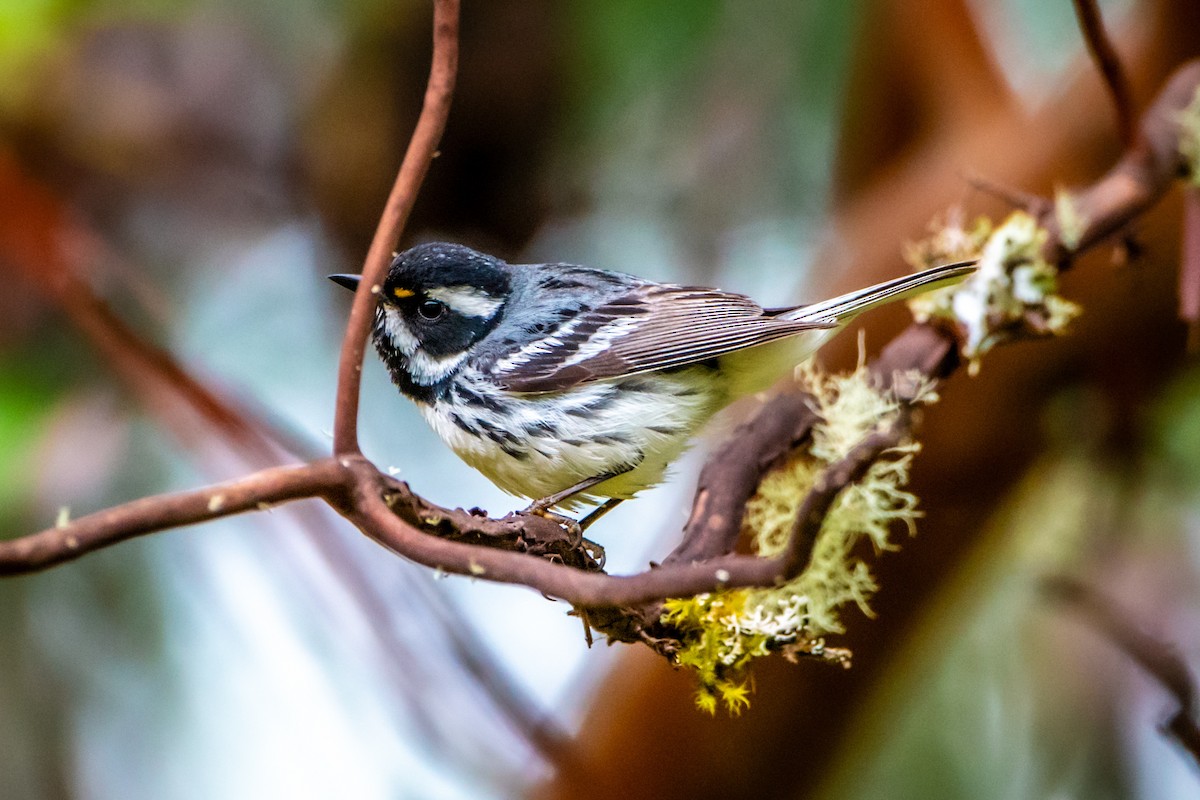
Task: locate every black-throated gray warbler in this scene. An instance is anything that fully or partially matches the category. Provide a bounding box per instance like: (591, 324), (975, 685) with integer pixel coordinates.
(331, 242), (972, 524)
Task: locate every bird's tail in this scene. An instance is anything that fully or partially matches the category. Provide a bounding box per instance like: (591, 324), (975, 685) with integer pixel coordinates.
(785, 260), (976, 324)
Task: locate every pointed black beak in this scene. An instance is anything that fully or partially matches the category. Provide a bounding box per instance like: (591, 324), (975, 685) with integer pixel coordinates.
(328, 274), (361, 292)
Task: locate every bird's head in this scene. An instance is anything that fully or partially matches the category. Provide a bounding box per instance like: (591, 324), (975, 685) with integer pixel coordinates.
(330, 242), (512, 392)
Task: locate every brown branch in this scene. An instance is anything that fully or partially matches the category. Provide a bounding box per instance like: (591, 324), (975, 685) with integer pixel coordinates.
(0, 154), (287, 465)
(1044, 61), (1200, 263)
(780, 420), (907, 576)
(666, 391), (818, 565)
(963, 170), (1052, 216)
(0, 461), (345, 576)
(1045, 576), (1200, 767)
(1181, 187), (1200, 335)
(332, 0), (460, 456)
(346, 460), (811, 607)
(1072, 0), (1136, 148)
(3, 149), (580, 761)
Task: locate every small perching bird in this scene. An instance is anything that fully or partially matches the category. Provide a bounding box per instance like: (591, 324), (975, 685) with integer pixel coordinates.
(331, 243), (973, 528)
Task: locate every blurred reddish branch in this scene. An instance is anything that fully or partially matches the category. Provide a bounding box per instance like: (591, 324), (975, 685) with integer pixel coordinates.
(2, 0), (1200, 686)
(1046, 576), (1200, 766)
(1073, 0), (1137, 147)
(1182, 188), (1200, 336)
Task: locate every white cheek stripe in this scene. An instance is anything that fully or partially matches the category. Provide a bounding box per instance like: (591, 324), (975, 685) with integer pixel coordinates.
(408, 350), (468, 385)
(382, 308), (467, 385)
(427, 285), (503, 318)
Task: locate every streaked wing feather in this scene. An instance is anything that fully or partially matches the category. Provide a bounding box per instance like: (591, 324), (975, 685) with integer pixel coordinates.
(493, 285), (833, 393)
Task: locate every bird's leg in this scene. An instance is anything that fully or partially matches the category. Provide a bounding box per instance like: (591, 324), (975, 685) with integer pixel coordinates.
(574, 500), (621, 570)
(522, 470), (629, 543)
(524, 473), (614, 515)
(579, 498), (623, 532)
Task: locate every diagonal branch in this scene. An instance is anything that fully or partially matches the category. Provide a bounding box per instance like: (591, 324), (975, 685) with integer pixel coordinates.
(666, 391), (818, 566)
(0, 461), (345, 576)
(780, 419), (908, 577)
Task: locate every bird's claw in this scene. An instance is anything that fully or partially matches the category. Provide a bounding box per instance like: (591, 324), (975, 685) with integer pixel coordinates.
(523, 504), (583, 545)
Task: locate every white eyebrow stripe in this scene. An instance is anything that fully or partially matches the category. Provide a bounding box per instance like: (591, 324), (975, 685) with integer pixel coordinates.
(427, 285), (503, 318)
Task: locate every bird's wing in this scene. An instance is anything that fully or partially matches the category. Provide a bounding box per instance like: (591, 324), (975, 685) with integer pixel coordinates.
(490, 284), (835, 393)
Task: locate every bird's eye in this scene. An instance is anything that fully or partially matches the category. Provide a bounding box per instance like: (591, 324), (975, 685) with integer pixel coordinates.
(417, 299), (446, 320)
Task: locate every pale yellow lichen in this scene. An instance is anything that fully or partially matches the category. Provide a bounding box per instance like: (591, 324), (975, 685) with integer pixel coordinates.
(905, 210), (993, 325)
(1053, 187), (1087, 252)
(662, 364), (933, 713)
(906, 209), (1082, 371)
(1179, 84), (1200, 187)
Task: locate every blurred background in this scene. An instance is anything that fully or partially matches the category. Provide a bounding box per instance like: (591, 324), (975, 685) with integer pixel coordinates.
(2, 0), (1200, 797)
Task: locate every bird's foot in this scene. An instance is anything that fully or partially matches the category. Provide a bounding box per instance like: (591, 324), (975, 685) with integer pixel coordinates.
(522, 502), (583, 544)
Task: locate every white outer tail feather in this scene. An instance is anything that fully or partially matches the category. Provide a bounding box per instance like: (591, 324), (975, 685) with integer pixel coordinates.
(784, 260), (976, 325)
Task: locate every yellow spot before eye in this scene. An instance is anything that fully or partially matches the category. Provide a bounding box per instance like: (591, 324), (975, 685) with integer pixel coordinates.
(392, 287), (415, 299)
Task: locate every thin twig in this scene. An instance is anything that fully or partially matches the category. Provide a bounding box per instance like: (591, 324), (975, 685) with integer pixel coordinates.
(964, 170), (1052, 215)
(666, 391), (817, 565)
(0, 461), (345, 576)
(781, 421), (907, 577)
(332, 0), (460, 456)
(1072, 0), (1136, 148)
(1042, 61), (1200, 263)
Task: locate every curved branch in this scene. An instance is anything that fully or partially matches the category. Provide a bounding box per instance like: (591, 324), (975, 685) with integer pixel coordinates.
(666, 391), (817, 566)
(332, 0), (460, 455)
(1045, 60), (1199, 262)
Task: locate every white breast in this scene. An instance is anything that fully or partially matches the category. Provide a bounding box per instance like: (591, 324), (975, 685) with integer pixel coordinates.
(419, 366), (722, 508)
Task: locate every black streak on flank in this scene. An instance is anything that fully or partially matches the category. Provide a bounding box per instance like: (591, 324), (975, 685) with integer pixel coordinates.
(450, 412), (481, 436)
(476, 418), (522, 446)
(565, 389), (619, 417)
(524, 420), (559, 436)
(593, 433), (632, 445)
(647, 425), (681, 436)
(500, 443), (528, 460)
(454, 385), (506, 413)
